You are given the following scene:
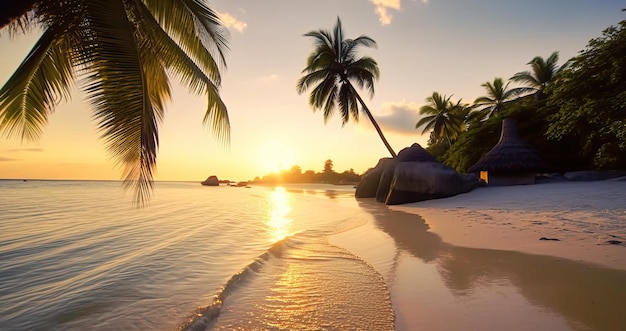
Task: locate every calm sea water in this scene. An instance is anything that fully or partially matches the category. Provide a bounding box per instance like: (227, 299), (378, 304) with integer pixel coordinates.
(0, 180), (393, 330)
(4, 180), (626, 330)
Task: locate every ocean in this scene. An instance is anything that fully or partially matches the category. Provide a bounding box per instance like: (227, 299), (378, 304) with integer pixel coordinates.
(0, 180), (393, 330)
(3, 180), (626, 330)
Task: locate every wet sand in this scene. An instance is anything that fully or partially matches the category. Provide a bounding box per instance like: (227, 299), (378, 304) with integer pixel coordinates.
(331, 180), (626, 330)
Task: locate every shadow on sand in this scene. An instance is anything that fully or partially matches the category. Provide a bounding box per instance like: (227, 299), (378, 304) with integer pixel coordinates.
(357, 199), (626, 331)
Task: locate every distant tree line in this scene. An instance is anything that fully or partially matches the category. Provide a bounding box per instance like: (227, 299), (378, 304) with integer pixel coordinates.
(251, 159), (362, 184)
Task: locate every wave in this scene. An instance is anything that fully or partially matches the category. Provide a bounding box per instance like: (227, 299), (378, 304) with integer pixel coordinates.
(176, 235), (294, 331)
(177, 227), (395, 331)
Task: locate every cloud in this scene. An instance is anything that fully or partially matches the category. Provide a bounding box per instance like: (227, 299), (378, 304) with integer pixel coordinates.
(371, 100), (425, 135)
(264, 74), (278, 81)
(0, 147), (43, 160)
(218, 12), (247, 33)
(7, 148), (44, 153)
(371, 0), (401, 25)
(370, 0), (429, 25)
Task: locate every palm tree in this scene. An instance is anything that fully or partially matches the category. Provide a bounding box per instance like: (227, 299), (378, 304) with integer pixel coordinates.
(0, 0), (230, 205)
(415, 92), (466, 147)
(510, 51), (568, 99)
(296, 17), (396, 157)
(473, 77), (517, 120)
(0, 0), (38, 29)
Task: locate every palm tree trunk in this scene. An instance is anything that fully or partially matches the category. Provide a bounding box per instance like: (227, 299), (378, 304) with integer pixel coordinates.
(350, 84), (397, 158)
(0, 0), (38, 29)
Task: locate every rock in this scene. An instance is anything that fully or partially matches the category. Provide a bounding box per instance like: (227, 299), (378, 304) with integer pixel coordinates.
(396, 143), (437, 163)
(201, 176), (220, 186)
(562, 170), (626, 181)
(356, 143), (482, 205)
(376, 158), (397, 202)
(377, 143), (435, 202)
(384, 161), (481, 205)
(539, 237), (561, 241)
(355, 158), (394, 198)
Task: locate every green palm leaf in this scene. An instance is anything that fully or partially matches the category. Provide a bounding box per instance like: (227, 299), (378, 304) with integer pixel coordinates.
(0, 28), (74, 141)
(297, 17), (395, 157)
(1, 0), (230, 206)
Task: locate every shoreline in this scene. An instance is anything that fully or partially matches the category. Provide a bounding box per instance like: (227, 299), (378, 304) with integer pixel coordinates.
(388, 180), (626, 271)
(331, 180), (626, 330)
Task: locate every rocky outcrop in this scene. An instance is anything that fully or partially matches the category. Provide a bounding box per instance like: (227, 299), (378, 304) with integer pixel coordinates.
(201, 176), (220, 186)
(385, 162), (481, 205)
(355, 158), (394, 198)
(356, 143), (483, 205)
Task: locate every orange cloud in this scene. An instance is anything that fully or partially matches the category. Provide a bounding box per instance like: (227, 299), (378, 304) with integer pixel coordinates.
(219, 12), (247, 33)
(371, 0), (401, 25)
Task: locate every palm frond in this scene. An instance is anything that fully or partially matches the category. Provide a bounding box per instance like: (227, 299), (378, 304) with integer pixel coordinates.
(142, 0), (228, 83)
(510, 70), (540, 87)
(135, 2), (229, 143)
(80, 0), (155, 206)
(0, 27), (73, 141)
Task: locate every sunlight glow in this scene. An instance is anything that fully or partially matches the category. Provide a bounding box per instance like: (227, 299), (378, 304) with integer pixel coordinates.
(256, 140), (297, 174)
(267, 187), (292, 242)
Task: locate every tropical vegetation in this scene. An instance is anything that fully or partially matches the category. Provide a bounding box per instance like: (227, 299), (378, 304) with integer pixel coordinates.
(297, 17), (397, 157)
(472, 77), (518, 120)
(510, 51), (568, 99)
(419, 14), (626, 173)
(415, 92), (468, 147)
(0, 0), (230, 205)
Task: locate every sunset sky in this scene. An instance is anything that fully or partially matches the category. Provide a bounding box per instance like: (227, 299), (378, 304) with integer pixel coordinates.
(0, 0), (623, 182)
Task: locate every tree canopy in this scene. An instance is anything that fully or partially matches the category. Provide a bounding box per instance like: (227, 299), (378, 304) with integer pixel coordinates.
(424, 14), (626, 173)
(297, 17), (396, 157)
(0, 0), (230, 205)
(545, 20), (626, 169)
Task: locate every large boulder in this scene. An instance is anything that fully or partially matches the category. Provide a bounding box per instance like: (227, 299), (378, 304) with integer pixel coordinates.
(355, 143), (482, 205)
(385, 162), (481, 205)
(376, 159), (397, 202)
(201, 175), (220, 186)
(355, 158), (394, 198)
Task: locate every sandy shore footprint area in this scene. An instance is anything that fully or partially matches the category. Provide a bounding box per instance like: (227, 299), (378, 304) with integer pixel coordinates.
(391, 180), (626, 270)
(332, 180), (626, 331)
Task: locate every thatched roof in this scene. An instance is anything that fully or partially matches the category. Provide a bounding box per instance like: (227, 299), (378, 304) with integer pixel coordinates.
(468, 118), (544, 173)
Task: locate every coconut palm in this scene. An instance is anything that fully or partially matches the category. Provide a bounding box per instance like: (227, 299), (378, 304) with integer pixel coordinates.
(473, 77), (517, 120)
(510, 51), (568, 99)
(0, 0), (230, 205)
(296, 17), (396, 157)
(415, 92), (466, 147)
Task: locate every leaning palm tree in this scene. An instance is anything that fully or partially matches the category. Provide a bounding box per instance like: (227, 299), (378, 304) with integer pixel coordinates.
(296, 17), (396, 157)
(415, 92), (465, 147)
(0, 0), (230, 205)
(473, 77), (517, 120)
(510, 51), (568, 99)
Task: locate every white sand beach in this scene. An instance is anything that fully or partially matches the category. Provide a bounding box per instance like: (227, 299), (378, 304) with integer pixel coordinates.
(331, 180), (626, 331)
(390, 180), (626, 271)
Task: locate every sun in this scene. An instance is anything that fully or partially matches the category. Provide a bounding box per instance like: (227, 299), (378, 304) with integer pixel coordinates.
(256, 140), (297, 174)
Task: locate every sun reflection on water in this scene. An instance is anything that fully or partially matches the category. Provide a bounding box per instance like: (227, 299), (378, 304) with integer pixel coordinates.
(268, 187), (292, 242)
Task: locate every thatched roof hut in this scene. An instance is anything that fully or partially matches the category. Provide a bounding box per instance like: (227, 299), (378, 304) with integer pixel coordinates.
(468, 118), (544, 185)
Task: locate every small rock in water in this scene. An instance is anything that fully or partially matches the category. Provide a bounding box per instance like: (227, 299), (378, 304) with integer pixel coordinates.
(539, 237), (560, 241)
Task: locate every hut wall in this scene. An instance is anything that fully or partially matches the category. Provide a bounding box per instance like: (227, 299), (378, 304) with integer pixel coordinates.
(480, 171), (535, 186)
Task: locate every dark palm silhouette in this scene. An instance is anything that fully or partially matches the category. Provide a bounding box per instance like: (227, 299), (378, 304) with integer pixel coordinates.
(415, 92), (466, 147)
(510, 51), (568, 99)
(296, 17), (396, 157)
(473, 77), (517, 120)
(0, 0), (230, 205)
